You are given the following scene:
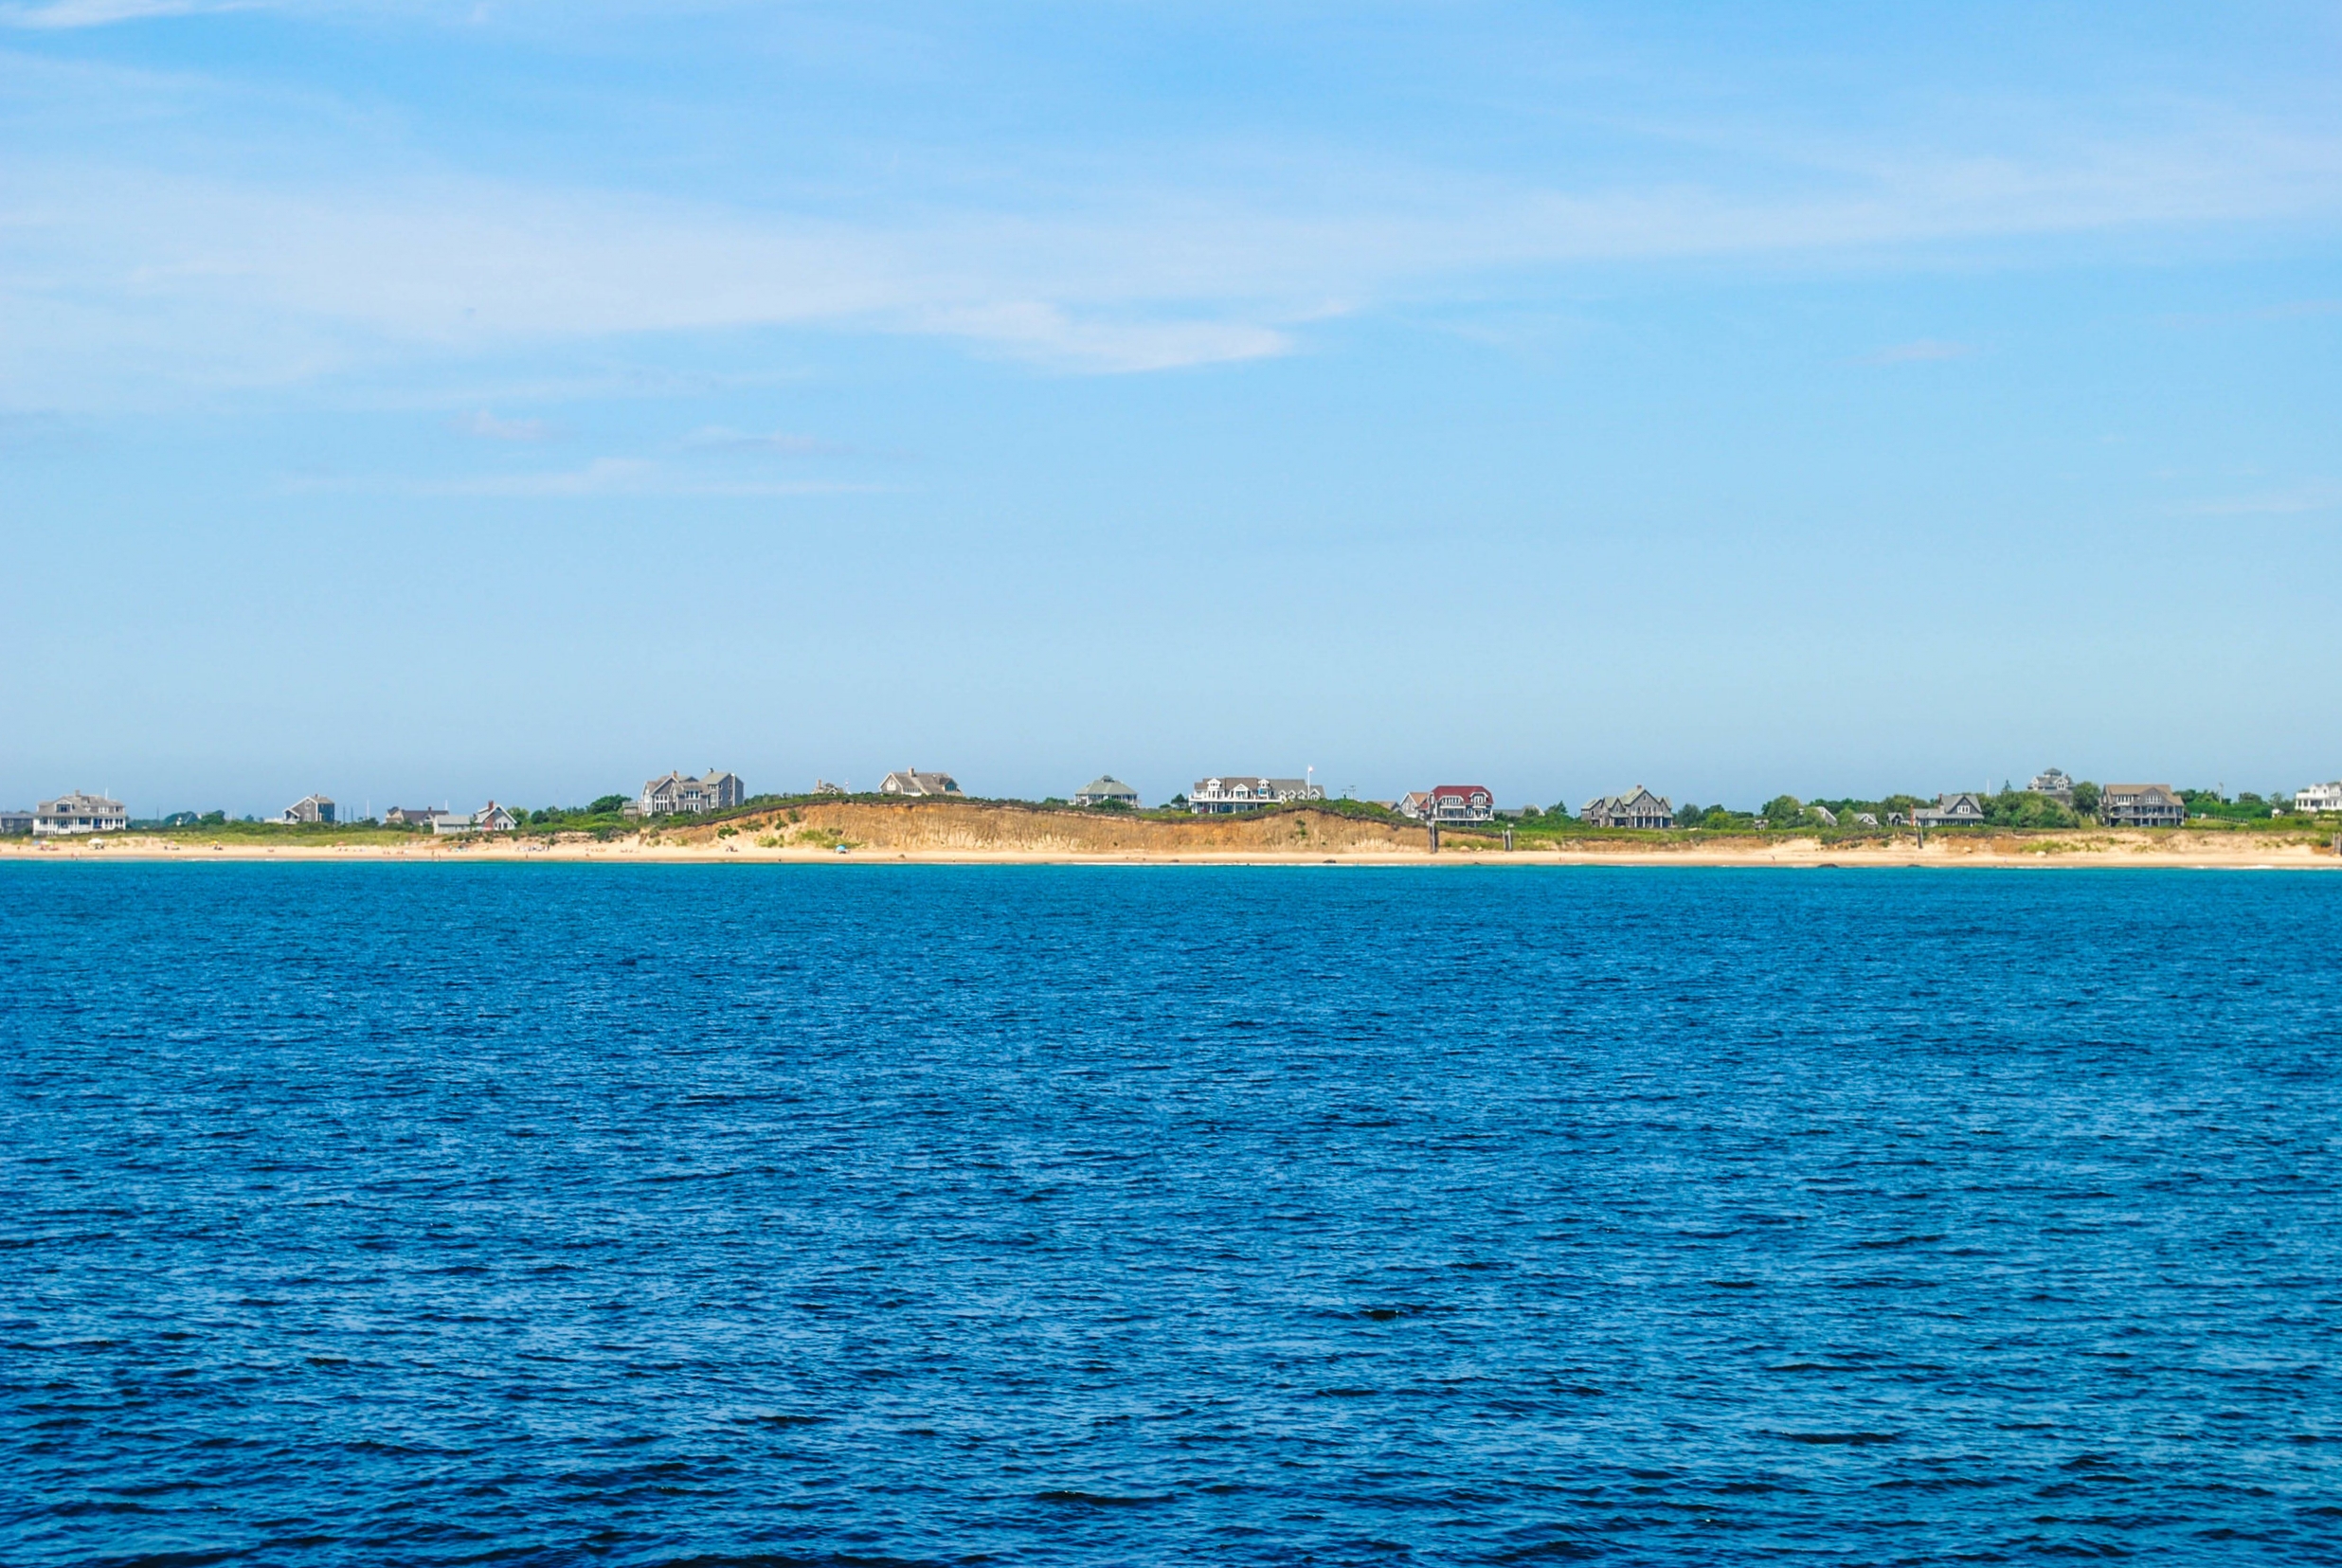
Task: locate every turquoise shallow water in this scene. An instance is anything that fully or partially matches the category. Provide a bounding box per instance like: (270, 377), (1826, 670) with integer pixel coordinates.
(3, 863), (2338, 1565)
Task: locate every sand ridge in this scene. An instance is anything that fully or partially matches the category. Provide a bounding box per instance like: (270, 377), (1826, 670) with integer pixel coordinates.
(6, 800), (2337, 868)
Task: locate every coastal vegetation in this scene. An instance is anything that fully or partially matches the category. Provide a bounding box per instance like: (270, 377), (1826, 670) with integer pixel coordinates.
(24, 783), (2336, 862)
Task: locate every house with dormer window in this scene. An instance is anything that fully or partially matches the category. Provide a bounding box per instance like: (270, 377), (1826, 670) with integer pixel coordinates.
(1579, 786), (1673, 830)
(1188, 775), (1323, 814)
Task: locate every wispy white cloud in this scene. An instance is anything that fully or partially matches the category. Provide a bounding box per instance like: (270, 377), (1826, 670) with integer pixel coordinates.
(1862, 338), (1976, 365)
(5, 61), (2341, 399)
(913, 300), (1293, 373)
(425, 458), (884, 497)
(450, 407), (551, 442)
(2175, 482), (2341, 517)
(0, 0), (255, 27)
(277, 455), (889, 496)
(682, 426), (846, 455)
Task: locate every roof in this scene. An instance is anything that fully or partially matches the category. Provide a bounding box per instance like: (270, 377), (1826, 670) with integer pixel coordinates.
(882, 768), (961, 792)
(1078, 776), (1138, 795)
(38, 792), (125, 811)
(1430, 784), (1492, 801)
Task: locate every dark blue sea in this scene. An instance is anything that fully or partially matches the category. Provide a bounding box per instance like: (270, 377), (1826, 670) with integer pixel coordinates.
(5, 864), (2338, 1566)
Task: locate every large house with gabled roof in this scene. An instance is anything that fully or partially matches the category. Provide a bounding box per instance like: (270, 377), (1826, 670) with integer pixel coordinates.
(34, 791), (127, 836)
(1913, 792), (1989, 827)
(635, 770), (746, 817)
(1188, 775), (1323, 814)
(1579, 786), (1673, 830)
(879, 768), (963, 799)
(2099, 783), (2184, 828)
(1399, 784), (1494, 823)
(1072, 775), (1140, 807)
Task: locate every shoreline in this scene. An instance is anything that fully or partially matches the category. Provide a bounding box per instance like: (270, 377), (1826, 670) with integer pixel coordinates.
(6, 838), (2336, 871)
(7, 800), (2335, 872)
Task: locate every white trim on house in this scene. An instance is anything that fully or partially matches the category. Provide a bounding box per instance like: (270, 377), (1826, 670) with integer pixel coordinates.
(879, 768), (964, 798)
(639, 770), (746, 816)
(1189, 775), (1324, 814)
(1913, 792), (1989, 827)
(34, 791), (128, 836)
(1072, 775), (1140, 807)
(1417, 784), (1494, 823)
(2295, 782), (2342, 814)
(2099, 784), (2185, 828)
(1579, 786), (1673, 830)
(432, 802), (517, 836)
(280, 793), (336, 825)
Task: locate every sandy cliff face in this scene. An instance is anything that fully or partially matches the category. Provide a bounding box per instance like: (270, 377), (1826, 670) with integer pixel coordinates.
(5, 802), (2333, 865)
(673, 802), (1456, 856)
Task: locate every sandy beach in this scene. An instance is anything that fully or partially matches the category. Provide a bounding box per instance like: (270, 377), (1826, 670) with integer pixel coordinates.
(7, 801), (2336, 869)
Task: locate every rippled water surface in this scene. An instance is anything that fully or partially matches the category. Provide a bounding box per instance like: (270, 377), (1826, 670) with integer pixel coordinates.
(5, 862), (2339, 1566)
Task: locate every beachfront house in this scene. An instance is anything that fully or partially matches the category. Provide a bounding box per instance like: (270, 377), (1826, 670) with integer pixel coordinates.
(1811, 804), (1838, 827)
(812, 780), (849, 797)
(384, 806), (441, 826)
(432, 802), (518, 836)
(637, 770), (746, 818)
(1579, 786), (1674, 830)
(879, 768), (964, 799)
(280, 793), (336, 825)
(1913, 792), (1989, 827)
(2028, 767), (2076, 804)
(34, 791), (128, 837)
(2295, 782), (2342, 814)
(2099, 784), (2185, 828)
(1399, 784), (1495, 823)
(0, 808), (32, 835)
(1189, 775), (1324, 814)
(1072, 775), (1141, 807)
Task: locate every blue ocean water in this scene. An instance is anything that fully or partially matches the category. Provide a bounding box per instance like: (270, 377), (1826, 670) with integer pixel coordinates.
(3, 863), (2338, 1567)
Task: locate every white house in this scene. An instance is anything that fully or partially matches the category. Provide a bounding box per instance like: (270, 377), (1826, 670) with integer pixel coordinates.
(2295, 782), (2342, 814)
(1072, 775), (1141, 807)
(879, 768), (964, 798)
(1189, 775), (1324, 814)
(34, 791), (128, 836)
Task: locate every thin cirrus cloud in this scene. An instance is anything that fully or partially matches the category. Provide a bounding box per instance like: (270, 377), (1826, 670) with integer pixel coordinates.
(4, 81), (2341, 398)
(451, 408), (553, 442)
(2176, 481), (2340, 517)
(424, 459), (887, 499)
(1862, 339), (1977, 365)
(279, 456), (892, 498)
(681, 427), (848, 456)
(0, 0), (254, 26)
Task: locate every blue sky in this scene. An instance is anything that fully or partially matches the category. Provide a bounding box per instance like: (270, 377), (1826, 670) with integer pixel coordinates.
(4, 1), (2338, 815)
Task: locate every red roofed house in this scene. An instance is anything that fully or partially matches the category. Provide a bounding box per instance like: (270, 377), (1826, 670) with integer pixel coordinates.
(1402, 784), (1494, 823)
